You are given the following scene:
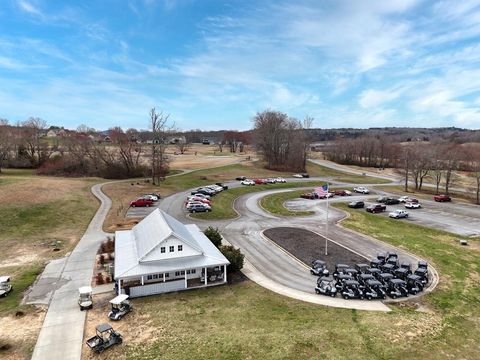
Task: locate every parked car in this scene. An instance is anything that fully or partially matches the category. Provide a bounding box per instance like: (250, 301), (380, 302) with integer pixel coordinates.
(86, 324), (123, 353)
(353, 186), (370, 194)
(236, 176), (247, 181)
(254, 178), (267, 185)
(130, 198), (153, 207)
(341, 280), (364, 300)
(192, 188), (215, 196)
(315, 276), (337, 297)
(241, 179), (255, 186)
(366, 204), (386, 213)
(389, 209), (409, 219)
(399, 196), (418, 203)
(265, 178), (277, 184)
(405, 202), (421, 209)
(377, 196), (389, 203)
(348, 201), (365, 209)
(206, 184), (223, 193)
(300, 192), (317, 199)
(275, 177), (287, 183)
(293, 173), (309, 178)
(387, 279), (409, 299)
(384, 197), (400, 205)
(146, 193), (161, 200)
(215, 182), (229, 190)
(187, 203), (211, 213)
(434, 194), (451, 202)
(187, 196), (211, 205)
(335, 190), (352, 196)
(141, 194), (159, 201)
(190, 193), (211, 200)
(0, 276), (12, 297)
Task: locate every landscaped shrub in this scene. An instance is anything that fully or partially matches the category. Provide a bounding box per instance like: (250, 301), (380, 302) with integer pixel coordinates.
(220, 245), (244, 272)
(203, 226), (223, 248)
(96, 273), (104, 285)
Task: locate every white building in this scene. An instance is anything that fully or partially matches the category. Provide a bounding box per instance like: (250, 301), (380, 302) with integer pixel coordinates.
(114, 209), (229, 298)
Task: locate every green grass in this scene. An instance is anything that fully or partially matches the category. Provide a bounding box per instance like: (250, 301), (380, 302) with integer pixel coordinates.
(191, 181), (329, 220)
(306, 161), (391, 184)
(334, 203), (480, 358)
(259, 190), (314, 216)
(0, 168), (36, 176)
(0, 265), (42, 315)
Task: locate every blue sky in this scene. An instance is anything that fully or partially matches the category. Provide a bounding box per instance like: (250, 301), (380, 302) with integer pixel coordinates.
(1, 0), (480, 131)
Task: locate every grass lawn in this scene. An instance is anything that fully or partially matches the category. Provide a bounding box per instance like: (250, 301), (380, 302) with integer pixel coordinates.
(306, 161), (391, 184)
(191, 182), (330, 220)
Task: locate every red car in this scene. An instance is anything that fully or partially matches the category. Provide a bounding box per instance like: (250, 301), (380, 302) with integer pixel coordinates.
(130, 198), (154, 207)
(366, 204), (386, 213)
(300, 192), (317, 199)
(254, 178), (267, 185)
(434, 194), (451, 202)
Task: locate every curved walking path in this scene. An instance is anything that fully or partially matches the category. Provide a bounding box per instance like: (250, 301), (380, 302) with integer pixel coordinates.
(31, 183), (112, 360)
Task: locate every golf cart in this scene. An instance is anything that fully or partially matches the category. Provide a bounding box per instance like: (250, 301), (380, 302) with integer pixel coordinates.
(108, 294), (132, 321)
(394, 268), (410, 281)
(387, 279), (409, 299)
(414, 267), (429, 286)
(364, 279), (387, 300)
(310, 260), (329, 277)
(335, 274), (354, 290)
(86, 323), (123, 353)
(78, 286), (93, 310)
(0, 276), (12, 297)
(418, 260), (428, 269)
(341, 280), (364, 300)
(333, 264), (350, 279)
(344, 268), (359, 280)
(366, 267), (381, 279)
(376, 252), (386, 264)
(355, 263), (370, 274)
(370, 258), (383, 268)
(315, 276), (337, 297)
(378, 273), (394, 287)
(358, 273), (375, 288)
(400, 262), (412, 273)
(406, 274), (424, 295)
(379, 263), (396, 274)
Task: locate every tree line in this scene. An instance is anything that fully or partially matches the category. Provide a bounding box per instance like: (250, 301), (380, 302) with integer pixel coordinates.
(324, 136), (480, 204)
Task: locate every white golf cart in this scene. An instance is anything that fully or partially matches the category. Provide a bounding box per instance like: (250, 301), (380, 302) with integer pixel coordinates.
(0, 276), (12, 297)
(108, 294), (132, 321)
(78, 286), (93, 310)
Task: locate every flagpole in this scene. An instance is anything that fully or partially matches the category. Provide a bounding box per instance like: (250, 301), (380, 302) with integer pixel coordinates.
(325, 183), (329, 256)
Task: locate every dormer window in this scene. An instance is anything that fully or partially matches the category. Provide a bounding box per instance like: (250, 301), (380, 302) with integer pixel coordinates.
(169, 246), (174, 252)
(160, 247), (165, 253)
(178, 245), (183, 251)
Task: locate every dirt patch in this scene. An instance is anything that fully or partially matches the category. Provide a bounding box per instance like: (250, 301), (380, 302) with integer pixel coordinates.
(264, 227), (366, 271)
(0, 307), (46, 360)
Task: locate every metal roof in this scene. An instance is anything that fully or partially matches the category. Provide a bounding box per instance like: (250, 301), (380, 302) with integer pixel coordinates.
(96, 323), (112, 333)
(114, 210), (229, 279)
(0, 276), (10, 283)
(109, 294), (129, 304)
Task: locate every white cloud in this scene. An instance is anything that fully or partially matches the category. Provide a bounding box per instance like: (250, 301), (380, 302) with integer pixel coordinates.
(17, 0), (43, 17)
(359, 89), (401, 109)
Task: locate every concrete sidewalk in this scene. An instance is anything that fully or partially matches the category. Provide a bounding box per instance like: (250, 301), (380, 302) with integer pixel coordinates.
(31, 183), (112, 360)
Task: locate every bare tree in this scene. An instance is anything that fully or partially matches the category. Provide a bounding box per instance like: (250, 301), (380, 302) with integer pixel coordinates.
(0, 122), (12, 173)
(21, 117), (50, 166)
(150, 108), (173, 184)
(175, 139), (190, 154)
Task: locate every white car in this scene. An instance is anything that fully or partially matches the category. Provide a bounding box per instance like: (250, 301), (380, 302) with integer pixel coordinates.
(241, 179), (255, 186)
(389, 209), (409, 219)
(398, 196), (410, 203)
(405, 202), (421, 209)
(206, 185), (223, 193)
(191, 193), (211, 200)
(292, 174), (303, 178)
(276, 177), (287, 183)
(141, 194), (159, 201)
(353, 186), (370, 194)
(186, 201), (211, 210)
(344, 190), (352, 196)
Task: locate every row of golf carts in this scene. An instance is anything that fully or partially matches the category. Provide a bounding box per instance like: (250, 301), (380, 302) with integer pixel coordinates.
(79, 286), (132, 353)
(311, 252), (429, 300)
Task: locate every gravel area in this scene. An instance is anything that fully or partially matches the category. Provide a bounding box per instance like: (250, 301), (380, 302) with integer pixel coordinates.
(264, 227), (367, 272)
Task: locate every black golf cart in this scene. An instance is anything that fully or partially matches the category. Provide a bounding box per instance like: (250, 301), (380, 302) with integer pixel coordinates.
(335, 274), (354, 290)
(394, 267), (410, 281)
(341, 280), (364, 300)
(354, 263), (370, 274)
(378, 272), (394, 287)
(406, 274), (424, 295)
(86, 323), (123, 353)
(370, 258), (383, 268)
(315, 276), (337, 297)
(387, 279), (409, 299)
(365, 267), (381, 279)
(414, 267), (429, 286)
(400, 262), (412, 273)
(379, 263), (396, 274)
(358, 273), (375, 288)
(364, 279), (387, 300)
(333, 264), (350, 279)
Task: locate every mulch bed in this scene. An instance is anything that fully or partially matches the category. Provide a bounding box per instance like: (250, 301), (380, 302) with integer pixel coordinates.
(264, 227), (366, 272)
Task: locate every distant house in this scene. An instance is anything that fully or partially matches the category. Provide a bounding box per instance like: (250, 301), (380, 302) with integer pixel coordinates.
(46, 130), (58, 138)
(114, 209), (229, 298)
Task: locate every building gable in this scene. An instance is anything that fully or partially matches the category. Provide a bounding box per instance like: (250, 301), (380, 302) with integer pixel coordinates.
(140, 234), (202, 263)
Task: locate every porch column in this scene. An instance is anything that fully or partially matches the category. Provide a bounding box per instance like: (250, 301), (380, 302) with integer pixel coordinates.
(204, 267), (207, 285)
(184, 270), (187, 289)
(163, 273), (165, 282)
(224, 264), (227, 283)
(141, 276), (144, 285)
(118, 279), (122, 294)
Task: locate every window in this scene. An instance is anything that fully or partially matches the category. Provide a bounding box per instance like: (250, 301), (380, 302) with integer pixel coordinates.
(160, 247), (165, 253)
(187, 269), (191, 274)
(147, 275), (153, 280)
(169, 246), (174, 252)
(165, 273), (169, 278)
(178, 245), (183, 251)
(191, 269), (196, 274)
(175, 271), (180, 276)
(152, 274), (158, 279)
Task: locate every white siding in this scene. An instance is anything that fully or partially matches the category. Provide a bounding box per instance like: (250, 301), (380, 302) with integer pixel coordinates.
(129, 279), (185, 297)
(141, 235), (200, 262)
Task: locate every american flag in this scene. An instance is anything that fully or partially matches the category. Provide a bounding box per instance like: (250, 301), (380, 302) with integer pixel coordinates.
(314, 184), (329, 197)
